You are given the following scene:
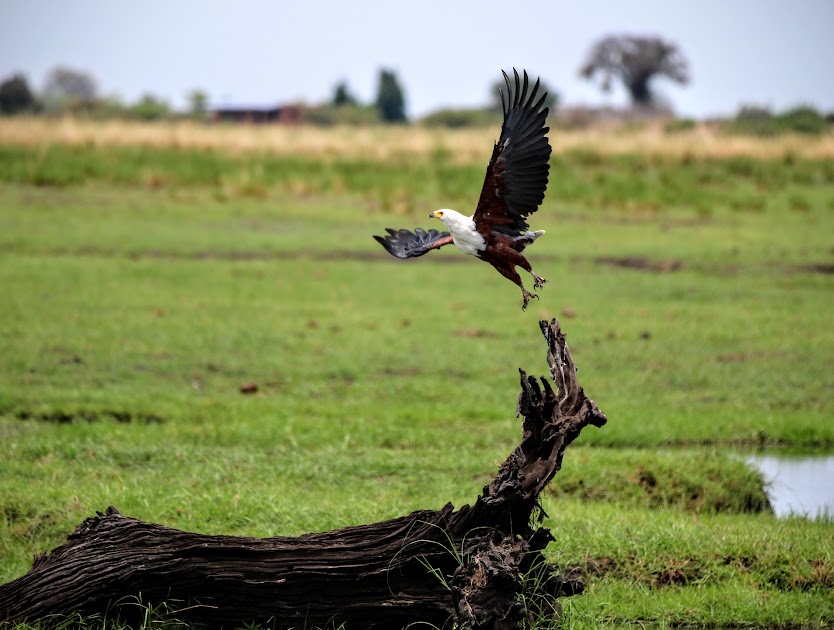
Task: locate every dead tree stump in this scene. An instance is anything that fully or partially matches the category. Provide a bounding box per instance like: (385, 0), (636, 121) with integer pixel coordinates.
(0, 319), (606, 629)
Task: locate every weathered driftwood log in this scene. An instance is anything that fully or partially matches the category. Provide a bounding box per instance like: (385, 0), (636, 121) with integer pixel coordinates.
(0, 319), (606, 629)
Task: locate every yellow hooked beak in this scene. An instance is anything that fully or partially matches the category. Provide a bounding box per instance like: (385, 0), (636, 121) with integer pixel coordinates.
(429, 210), (443, 219)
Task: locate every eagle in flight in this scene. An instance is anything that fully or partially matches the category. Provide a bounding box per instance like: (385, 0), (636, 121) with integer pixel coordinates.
(374, 69), (552, 310)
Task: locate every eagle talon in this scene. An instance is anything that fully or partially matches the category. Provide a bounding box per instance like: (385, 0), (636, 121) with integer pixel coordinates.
(532, 274), (548, 290)
(521, 290), (539, 310)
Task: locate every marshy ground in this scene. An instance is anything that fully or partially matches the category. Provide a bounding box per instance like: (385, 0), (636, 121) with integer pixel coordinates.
(1, 120), (832, 628)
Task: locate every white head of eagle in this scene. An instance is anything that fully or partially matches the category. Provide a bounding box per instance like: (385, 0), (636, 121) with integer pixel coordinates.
(429, 209), (486, 257)
(373, 68), (552, 310)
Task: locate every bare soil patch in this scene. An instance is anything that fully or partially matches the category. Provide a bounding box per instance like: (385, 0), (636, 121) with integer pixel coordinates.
(14, 409), (165, 424)
(595, 256), (683, 272)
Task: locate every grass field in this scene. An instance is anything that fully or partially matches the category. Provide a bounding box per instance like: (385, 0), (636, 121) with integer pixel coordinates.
(1, 122), (833, 628)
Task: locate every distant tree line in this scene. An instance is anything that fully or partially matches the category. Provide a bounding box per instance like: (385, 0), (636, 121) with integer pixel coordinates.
(0, 66), (185, 120)
(2, 46), (832, 133)
(0, 66), (412, 125)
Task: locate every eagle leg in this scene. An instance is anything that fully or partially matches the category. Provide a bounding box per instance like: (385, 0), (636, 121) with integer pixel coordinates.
(507, 249), (547, 289)
(486, 254), (541, 310)
(513, 252), (548, 290)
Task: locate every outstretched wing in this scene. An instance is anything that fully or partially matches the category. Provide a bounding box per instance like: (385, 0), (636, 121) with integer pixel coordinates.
(373, 228), (454, 259)
(473, 69), (552, 237)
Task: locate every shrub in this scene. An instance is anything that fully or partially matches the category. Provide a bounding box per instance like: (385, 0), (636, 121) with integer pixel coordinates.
(664, 118), (697, 134)
(777, 105), (827, 135)
(724, 104), (829, 137)
(420, 108), (501, 128)
(725, 105), (779, 136)
(128, 94), (171, 121)
(302, 104), (379, 126)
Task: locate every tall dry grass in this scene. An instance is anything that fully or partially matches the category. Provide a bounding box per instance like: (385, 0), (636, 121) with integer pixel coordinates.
(1, 116), (832, 161)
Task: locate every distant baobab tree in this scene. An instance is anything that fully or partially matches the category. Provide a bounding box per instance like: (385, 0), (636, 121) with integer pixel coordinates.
(579, 35), (690, 107)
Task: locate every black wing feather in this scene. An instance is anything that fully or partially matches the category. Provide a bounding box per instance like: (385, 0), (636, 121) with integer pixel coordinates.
(373, 228), (453, 259)
(473, 68), (552, 236)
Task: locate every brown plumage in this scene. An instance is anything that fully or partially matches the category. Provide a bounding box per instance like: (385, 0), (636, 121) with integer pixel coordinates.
(374, 69), (552, 309)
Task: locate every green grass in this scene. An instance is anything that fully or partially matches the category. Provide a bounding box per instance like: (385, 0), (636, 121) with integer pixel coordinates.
(1, 142), (833, 628)
(547, 499), (834, 628)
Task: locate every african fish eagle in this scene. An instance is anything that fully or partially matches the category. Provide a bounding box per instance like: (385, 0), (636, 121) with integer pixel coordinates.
(374, 69), (552, 310)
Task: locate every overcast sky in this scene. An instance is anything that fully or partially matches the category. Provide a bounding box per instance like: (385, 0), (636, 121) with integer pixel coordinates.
(2, 0), (832, 118)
